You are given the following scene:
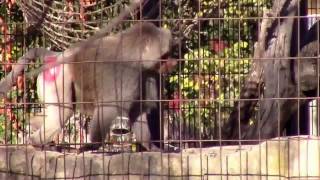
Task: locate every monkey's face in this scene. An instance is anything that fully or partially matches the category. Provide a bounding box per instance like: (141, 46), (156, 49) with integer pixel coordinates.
(142, 27), (178, 73)
(120, 22), (173, 71)
(141, 26), (172, 70)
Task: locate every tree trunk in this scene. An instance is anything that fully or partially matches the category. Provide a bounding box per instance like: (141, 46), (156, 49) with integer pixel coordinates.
(222, 0), (302, 143)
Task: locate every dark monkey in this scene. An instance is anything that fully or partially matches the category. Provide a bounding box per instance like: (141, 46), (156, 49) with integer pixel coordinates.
(130, 67), (178, 151)
(294, 21), (320, 95)
(133, 0), (179, 151)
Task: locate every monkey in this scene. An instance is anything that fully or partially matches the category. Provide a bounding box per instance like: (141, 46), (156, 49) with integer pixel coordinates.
(294, 21), (320, 95)
(0, 0), (177, 151)
(0, 22), (174, 152)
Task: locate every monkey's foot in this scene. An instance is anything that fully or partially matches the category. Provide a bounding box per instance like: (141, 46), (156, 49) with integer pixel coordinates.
(136, 143), (180, 153)
(163, 144), (180, 153)
(31, 141), (58, 151)
(77, 143), (103, 154)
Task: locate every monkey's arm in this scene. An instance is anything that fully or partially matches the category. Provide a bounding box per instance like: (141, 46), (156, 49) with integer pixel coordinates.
(126, 71), (159, 151)
(144, 72), (159, 111)
(0, 48), (55, 97)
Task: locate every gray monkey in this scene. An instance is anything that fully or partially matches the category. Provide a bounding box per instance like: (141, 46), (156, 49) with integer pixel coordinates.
(0, 23), (173, 152)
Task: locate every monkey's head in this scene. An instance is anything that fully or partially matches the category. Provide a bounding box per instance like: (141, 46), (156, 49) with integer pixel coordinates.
(119, 22), (173, 70)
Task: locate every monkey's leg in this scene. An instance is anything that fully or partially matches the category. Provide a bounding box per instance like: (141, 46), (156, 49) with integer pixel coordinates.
(139, 72), (179, 152)
(29, 105), (73, 144)
(132, 112), (180, 152)
(79, 106), (117, 152)
(132, 112), (160, 151)
(134, 72), (162, 151)
(29, 64), (74, 144)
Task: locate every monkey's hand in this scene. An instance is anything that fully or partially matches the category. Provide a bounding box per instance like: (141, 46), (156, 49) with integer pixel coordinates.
(158, 59), (177, 74)
(0, 48), (54, 97)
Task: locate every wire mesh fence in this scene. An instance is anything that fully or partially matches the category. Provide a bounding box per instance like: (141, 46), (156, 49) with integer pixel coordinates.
(0, 0), (319, 179)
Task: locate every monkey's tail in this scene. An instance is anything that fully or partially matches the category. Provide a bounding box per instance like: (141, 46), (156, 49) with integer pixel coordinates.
(0, 48), (53, 98)
(30, 0), (143, 77)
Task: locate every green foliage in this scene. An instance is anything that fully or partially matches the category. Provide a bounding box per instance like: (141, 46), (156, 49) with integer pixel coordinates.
(0, 3), (27, 144)
(163, 0), (271, 139)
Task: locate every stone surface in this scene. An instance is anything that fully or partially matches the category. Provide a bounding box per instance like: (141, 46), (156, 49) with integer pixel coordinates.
(0, 136), (319, 179)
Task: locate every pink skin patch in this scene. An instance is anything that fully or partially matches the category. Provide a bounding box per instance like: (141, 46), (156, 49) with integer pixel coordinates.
(43, 55), (61, 83)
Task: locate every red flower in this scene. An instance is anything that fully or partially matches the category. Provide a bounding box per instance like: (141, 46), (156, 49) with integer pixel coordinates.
(169, 91), (181, 111)
(4, 59), (12, 72)
(210, 39), (228, 53)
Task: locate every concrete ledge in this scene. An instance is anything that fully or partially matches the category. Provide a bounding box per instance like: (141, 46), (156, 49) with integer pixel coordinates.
(0, 136), (319, 179)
